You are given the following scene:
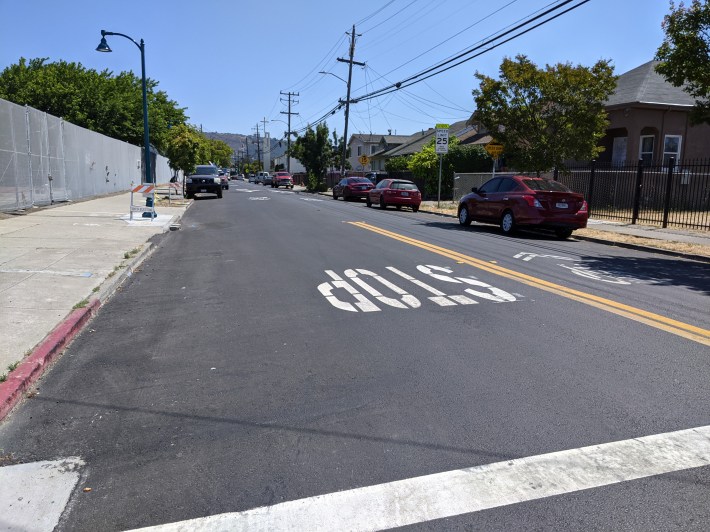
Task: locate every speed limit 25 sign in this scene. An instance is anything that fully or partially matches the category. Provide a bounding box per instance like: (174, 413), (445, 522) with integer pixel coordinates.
(435, 123), (449, 154)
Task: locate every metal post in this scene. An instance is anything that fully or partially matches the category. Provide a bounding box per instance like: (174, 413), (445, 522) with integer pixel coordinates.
(662, 157), (675, 228)
(632, 159), (644, 225)
(437, 153), (443, 207)
(587, 159), (596, 218)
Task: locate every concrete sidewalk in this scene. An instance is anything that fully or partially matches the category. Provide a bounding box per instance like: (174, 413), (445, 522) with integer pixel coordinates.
(1, 190), (708, 420)
(0, 192), (190, 418)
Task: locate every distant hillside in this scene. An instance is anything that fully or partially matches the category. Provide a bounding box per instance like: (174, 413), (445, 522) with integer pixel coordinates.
(204, 132), (283, 156)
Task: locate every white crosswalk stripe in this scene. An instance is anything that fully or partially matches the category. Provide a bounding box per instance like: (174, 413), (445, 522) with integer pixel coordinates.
(129, 425), (710, 532)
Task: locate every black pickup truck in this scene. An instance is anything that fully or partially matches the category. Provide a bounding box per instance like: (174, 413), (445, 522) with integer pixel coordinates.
(185, 165), (222, 199)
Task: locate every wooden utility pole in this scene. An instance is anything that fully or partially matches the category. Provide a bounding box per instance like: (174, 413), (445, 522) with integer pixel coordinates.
(280, 91), (299, 174)
(337, 25), (365, 176)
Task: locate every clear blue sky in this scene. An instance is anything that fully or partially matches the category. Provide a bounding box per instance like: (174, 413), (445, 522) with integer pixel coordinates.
(1, 0), (670, 140)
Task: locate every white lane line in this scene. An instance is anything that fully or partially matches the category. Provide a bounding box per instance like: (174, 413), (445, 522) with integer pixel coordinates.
(0, 457), (84, 532)
(130, 425), (710, 532)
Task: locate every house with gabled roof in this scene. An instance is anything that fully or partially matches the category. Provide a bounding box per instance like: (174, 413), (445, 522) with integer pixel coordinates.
(601, 60), (710, 165)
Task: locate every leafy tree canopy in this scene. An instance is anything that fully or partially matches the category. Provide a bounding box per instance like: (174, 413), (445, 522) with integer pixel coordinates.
(471, 55), (616, 174)
(291, 123), (333, 191)
(385, 155), (410, 172)
(407, 137), (492, 198)
(655, 0), (710, 124)
(0, 57), (187, 153)
(163, 124), (203, 176)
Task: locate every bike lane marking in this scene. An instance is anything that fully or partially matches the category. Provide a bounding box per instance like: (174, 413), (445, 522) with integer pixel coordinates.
(349, 222), (710, 346)
(129, 425), (710, 531)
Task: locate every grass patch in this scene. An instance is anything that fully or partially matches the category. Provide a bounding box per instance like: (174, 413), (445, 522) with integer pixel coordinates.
(0, 373), (6, 383)
(7, 361), (20, 372)
(72, 298), (90, 310)
(92, 286), (100, 293)
(124, 247), (142, 259)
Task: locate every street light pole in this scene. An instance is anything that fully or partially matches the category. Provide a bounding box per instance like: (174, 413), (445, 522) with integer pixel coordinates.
(96, 30), (154, 218)
(96, 30), (151, 186)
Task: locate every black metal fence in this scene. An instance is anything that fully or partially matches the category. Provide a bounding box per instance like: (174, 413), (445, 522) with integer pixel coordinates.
(554, 159), (710, 230)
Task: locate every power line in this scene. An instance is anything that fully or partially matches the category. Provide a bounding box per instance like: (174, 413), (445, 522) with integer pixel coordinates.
(353, 0), (591, 104)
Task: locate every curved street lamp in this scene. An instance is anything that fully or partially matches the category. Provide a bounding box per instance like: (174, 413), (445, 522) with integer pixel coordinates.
(319, 71), (351, 176)
(318, 71), (347, 85)
(96, 30), (154, 216)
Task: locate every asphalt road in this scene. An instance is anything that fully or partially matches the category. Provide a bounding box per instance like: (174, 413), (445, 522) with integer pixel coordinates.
(1, 181), (709, 531)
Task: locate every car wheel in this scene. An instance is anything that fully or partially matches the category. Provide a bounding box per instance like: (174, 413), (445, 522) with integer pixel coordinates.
(366, 197), (372, 208)
(217, 191), (223, 199)
(379, 195), (386, 209)
(555, 228), (573, 239)
(333, 191), (338, 200)
(412, 205), (419, 213)
(458, 205), (472, 226)
(396, 205), (402, 210)
(500, 210), (516, 235)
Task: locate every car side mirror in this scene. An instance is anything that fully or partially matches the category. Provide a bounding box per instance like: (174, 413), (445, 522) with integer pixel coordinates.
(471, 187), (480, 194)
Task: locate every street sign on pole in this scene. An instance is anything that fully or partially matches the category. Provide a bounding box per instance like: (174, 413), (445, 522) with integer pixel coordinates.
(484, 142), (504, 158)
(435, 124), (449, 154)
(435, 124), (449, 206)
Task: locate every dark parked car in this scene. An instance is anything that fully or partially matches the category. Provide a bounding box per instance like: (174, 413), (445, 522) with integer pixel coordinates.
(333, 177), (374, 200)
(272, 171), (294, 189)
(185, 165), (222, 199)
(457, 175), (588, 239)
(366, 179), (421, 212)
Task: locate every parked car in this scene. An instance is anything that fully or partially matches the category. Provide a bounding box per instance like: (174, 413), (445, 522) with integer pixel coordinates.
(254, 172), (264, 184)
(365, 172), (389, 184)
(272, 171), (294, 189)
(457, 175), (588, 239)
(248, 174), (256, 183)
(185, 165), (222, 199)
(333, 177), (374, 200)
(366, 179), (421, 212)
(262, 172), (273, 186)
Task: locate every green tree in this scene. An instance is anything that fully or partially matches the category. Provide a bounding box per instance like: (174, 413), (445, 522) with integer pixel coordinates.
(164, 124), (203, 177)
(291, 123), (333, 191)
(0, 57), (187, 153)
(655, 0), (710, 124)
(471, 55), (616, 174)
(330, 130), (351, 171)
(385, 155), (410, 172)
(205, 138), (233, 167)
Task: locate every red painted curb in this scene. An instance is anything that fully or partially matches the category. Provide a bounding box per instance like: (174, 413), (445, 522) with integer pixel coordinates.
(0, 298), (100, 421)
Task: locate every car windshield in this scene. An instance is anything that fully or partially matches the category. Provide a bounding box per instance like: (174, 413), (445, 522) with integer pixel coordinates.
(349, 178), (371, 184)
(522, 179), (571, 192)
(194, 166), (218, 175)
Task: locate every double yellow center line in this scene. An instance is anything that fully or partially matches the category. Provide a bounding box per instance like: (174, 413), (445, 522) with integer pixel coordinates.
(350, 221), (710, 347)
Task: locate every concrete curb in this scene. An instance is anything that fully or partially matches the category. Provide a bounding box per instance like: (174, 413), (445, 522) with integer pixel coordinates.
(415, 207), (710, 263)
(0, 210), (187, 422)
(0, 300), (100, 420)
(571, 235), (710, 264)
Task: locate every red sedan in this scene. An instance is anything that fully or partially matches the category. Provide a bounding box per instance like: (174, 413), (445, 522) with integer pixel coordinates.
(366, 179), (421, 212)
(332, 177), (374, 200)
(457, 174), (588, 239)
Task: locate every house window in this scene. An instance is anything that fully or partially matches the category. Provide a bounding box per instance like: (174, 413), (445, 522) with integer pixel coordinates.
(370, 145), (376, 154)
(663, 135), (682, 166)
(639, 135), (655, 165)
(357, 146), (362, 156)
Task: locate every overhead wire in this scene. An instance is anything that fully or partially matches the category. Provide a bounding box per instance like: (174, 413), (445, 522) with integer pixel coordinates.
(352, 0), (591, 104)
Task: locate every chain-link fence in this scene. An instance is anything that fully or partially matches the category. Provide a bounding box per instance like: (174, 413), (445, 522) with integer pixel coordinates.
(0, 98), (175, 212)
(453, 172), (496, 200)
